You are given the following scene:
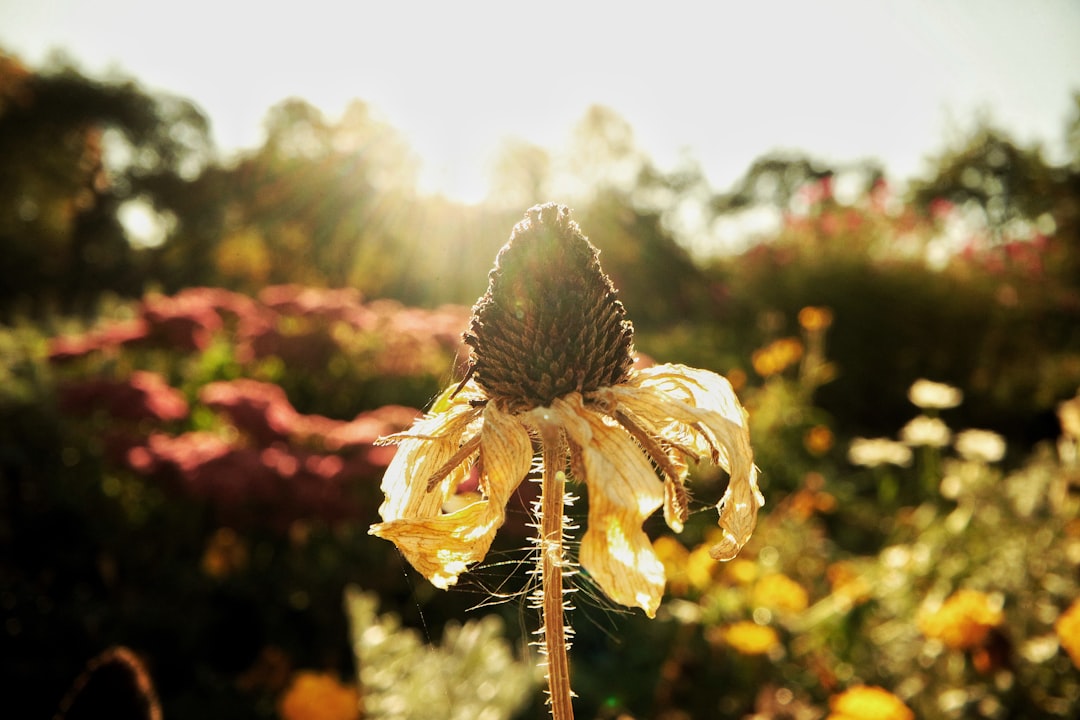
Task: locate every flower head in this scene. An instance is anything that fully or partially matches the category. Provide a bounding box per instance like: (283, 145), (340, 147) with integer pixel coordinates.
(918, 589), (1004, 650)
(712, 620), (779, 656)
(847, 438), (913, 468)
(370, 203), (761, 617)
(954, 429), (1006, 463)
(278, 671), (361, 720)
(826, 685), (913, 720)
(899, 415), (952, 448)
(907, 379), (962, 410)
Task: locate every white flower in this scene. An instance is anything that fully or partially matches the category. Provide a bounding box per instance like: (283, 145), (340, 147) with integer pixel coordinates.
(954, 429), (1006, 463)
(908, 379), (963, 410)
(847, 438), (913, 467)
(900, 415), (952, 447)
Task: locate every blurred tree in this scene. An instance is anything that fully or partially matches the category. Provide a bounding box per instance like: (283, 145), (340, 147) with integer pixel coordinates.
(194, 98), (425, 297)
(908, 121), (1060, 238)
(0, 51), (214, 318)
(909, 103), (1080, 296)
(711, 152), (883, 214)
(578, 189), (713, 330)
(561, 104), (648, 200)
(486, 137), (551, 210)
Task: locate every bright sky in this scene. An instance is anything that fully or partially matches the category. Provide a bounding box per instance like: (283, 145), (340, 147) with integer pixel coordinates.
(3, 0), (1080, 204)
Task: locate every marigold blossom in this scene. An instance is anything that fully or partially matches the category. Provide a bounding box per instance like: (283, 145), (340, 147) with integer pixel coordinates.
(369, 204), (762, 618)
(797, 305), (833, 332)
(918, 589), (1004, 650)
(714, 620), (780, 656)
(752, 573), (809, 614)
(827, 685), (913, 720)
(278, 671), (360, 720)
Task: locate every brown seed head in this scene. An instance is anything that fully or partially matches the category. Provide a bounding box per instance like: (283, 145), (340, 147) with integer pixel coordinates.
(464, 203), (635, 411)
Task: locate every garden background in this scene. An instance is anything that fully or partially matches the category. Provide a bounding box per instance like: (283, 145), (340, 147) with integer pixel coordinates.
(2, 34), (1080, 720)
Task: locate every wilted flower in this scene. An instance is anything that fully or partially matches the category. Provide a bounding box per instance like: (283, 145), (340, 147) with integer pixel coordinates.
(826, 685), (913, 720)
(278, 671), (360, 720)
(370, 204), (762, 617)
(847, 438), (913, 468)
(907, 379), (962, 410)
(899, 415), (952, 448)
(918, 589), (1004, 650)
(713, 621), (780, 656)
(954, 429), (1007, 463)
(1055, 597), (1080, 669)
(370, 205), (761, 718)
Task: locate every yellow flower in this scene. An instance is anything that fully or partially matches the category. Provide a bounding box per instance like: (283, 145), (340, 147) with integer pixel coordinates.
(686, 542), (720, 591)
(826, 685), (913, 720)
(918, 589), (1004, 650)
(654, 535), (691, 596)
(752, 573), (809, 614)
(714, 620), (779, 655)
(278, 671), (361, 720)
(723, 557), (759, 585)
(1055, 597), (1080, 668)
(369, 204), (762, 618)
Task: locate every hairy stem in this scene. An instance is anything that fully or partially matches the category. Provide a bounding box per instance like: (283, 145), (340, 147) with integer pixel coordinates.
(540, 425), (574, 720)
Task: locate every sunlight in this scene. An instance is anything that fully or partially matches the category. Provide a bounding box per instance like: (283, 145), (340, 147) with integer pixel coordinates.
(118, 197), (174, 248)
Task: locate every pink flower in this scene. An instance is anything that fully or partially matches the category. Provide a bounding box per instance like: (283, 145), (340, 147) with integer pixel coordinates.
(141, 292), (223, 351)
(59, 371), (188, 423)
(47, 320), (150, 362)
(200, 379), (299, 445)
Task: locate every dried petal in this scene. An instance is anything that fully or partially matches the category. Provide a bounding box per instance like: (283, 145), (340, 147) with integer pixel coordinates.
(370, 400), (532, 588)
(541, 394), (666, 616)
(607, 364), (763, 561)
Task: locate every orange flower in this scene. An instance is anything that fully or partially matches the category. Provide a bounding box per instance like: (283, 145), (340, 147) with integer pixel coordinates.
(1056, 597), (1080, 669)
(804, 425), (834, 455)
(278, 671), (360, 720)
(798, 306), (833, 332)
(201, 527), (248, 579)
(751, 338), (804, 377)
(826, 685), (913, 720)
(918, 589), (1004, 650)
